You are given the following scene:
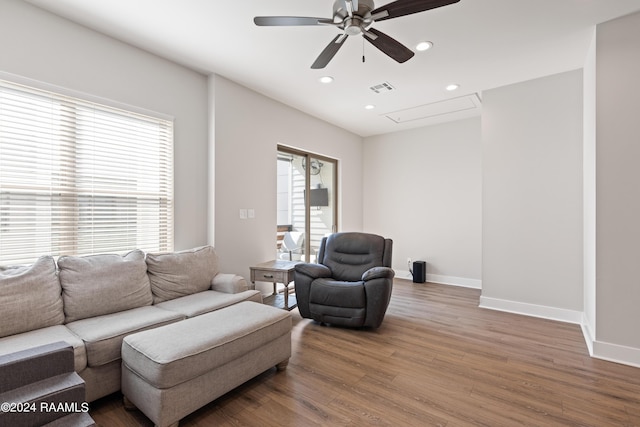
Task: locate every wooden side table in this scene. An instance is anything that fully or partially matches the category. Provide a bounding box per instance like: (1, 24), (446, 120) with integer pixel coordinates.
(250, 260), (301, 310)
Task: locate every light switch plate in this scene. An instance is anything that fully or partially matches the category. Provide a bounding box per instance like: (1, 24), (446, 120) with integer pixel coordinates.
(248, 209), (255, 219)
(239, 209), (247, 219)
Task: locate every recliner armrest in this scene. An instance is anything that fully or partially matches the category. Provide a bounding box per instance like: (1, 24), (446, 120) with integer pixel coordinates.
(362, 266), (395, 282)
(294, 263), (332, 279)
(210, 273), (249, 294)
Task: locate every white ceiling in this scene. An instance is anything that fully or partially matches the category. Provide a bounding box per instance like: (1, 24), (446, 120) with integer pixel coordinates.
(23, 0), (640, 137)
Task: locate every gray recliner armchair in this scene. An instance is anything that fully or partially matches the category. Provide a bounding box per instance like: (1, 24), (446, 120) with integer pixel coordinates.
(294, 232), (394, 328)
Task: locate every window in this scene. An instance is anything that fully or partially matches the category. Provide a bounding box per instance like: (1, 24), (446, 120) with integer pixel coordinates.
(0, 79), (174, 265)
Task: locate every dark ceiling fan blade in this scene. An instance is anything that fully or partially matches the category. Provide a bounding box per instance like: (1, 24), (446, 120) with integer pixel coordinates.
(371, 0), (460, 22)
(311, 35), (349, 69)
(364, 28), (414, 63)
(254, 16), (333, 26)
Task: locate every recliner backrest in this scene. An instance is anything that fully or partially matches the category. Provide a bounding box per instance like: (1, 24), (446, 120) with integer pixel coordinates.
(319, 232), (391, 281)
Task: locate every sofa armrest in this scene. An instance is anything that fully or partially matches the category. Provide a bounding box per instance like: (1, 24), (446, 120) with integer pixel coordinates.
(210, 273), (249, 294)
(362, 266), (395, 282)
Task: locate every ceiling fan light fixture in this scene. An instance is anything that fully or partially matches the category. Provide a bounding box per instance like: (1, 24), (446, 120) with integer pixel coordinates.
(446, 83), (459, 91)
(416, 41), (433, 51)
(319, 76), (334, 84)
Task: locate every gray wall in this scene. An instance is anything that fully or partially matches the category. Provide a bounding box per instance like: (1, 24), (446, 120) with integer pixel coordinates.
(596, 11), (640, 354)
(0, 0), (210, 250)
(363, 118), (482, 286)
(481, 70), (584, 320)
(210, 75), (363, 292)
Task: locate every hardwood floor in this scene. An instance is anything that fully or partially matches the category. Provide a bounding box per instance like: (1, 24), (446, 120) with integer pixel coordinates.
(90, 280), (640, 426)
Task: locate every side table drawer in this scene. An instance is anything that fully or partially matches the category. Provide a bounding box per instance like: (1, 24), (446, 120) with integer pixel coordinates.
(253, 269), (287, 283)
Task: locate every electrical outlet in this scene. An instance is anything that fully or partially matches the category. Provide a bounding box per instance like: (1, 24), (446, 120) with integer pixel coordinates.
(407, 257), (412, 267)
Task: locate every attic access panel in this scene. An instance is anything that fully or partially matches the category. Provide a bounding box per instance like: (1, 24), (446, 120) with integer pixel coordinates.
(384, 93), (482, 124)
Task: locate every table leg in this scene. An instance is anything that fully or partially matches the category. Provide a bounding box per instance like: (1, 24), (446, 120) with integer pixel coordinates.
(284, 283), (289, 309)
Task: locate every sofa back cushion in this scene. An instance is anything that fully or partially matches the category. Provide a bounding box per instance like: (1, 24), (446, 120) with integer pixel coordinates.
(146, 246), (219, 303)
(58, 250), (152, 323)
(0, 256), (64, 338)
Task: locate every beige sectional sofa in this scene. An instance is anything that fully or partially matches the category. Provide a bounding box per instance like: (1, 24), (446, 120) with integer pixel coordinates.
(0, 246), (262, 402)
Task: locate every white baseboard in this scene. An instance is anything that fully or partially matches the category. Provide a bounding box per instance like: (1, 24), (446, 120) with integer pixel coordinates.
(395, 269), (415, 281)
(591, 340), (640, 368)
(394, 270), (482, 289)
(427, 273), (482, 289)
(580, 314), (595, 356)
(580, 314), (640, 367)
(478, 296), (583, 324)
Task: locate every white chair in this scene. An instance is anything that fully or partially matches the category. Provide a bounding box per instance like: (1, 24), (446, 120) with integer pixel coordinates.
(279, 231), (304, 261)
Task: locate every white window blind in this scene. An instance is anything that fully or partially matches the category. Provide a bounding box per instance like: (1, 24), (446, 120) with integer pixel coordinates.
(0, 79), (174, 265)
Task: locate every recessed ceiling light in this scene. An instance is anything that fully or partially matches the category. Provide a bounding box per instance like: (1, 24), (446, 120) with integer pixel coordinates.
(365, 104), (376, 110)
(319, 76), (334, 84)
(446, 84), (459, 91)
(416, 41), (433, 52)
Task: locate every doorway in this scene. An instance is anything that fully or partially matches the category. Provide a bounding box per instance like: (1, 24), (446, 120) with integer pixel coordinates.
(276, 146), (338, 263)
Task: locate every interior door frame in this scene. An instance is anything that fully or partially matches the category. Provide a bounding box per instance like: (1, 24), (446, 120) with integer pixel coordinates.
(277, 145), (338, 262)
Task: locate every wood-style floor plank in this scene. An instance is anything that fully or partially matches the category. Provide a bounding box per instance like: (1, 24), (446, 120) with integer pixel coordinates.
(89, 279), (640, 426)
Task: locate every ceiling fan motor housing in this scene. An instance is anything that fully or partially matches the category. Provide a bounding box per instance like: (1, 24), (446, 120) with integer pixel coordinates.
(333, 0), (375, 34)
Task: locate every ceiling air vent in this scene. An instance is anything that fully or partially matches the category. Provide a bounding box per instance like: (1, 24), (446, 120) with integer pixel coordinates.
(369, 82), (395, 94)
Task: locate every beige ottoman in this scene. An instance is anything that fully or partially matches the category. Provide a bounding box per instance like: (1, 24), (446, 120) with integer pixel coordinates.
(121, 301), (291, 427)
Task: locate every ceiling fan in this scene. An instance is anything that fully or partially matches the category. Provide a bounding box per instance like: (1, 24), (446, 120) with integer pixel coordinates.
(254, 0), (460, 69)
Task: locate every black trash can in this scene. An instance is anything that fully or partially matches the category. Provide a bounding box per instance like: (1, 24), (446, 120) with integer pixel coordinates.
(412, 261), (426, 283)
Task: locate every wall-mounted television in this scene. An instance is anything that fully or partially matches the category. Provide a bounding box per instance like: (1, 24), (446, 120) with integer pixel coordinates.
(307, 187), (329, 207)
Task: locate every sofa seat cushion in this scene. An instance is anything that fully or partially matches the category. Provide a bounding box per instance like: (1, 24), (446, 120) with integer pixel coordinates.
(0, 256), (64, 337)
(65, 306), (184, 368)
(146, 246), (220, 304)
(122, 301), (291, 389)
(58, 250), (153, 323)
(154, 290), (262, 318)
(0, 325), (87, 372)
